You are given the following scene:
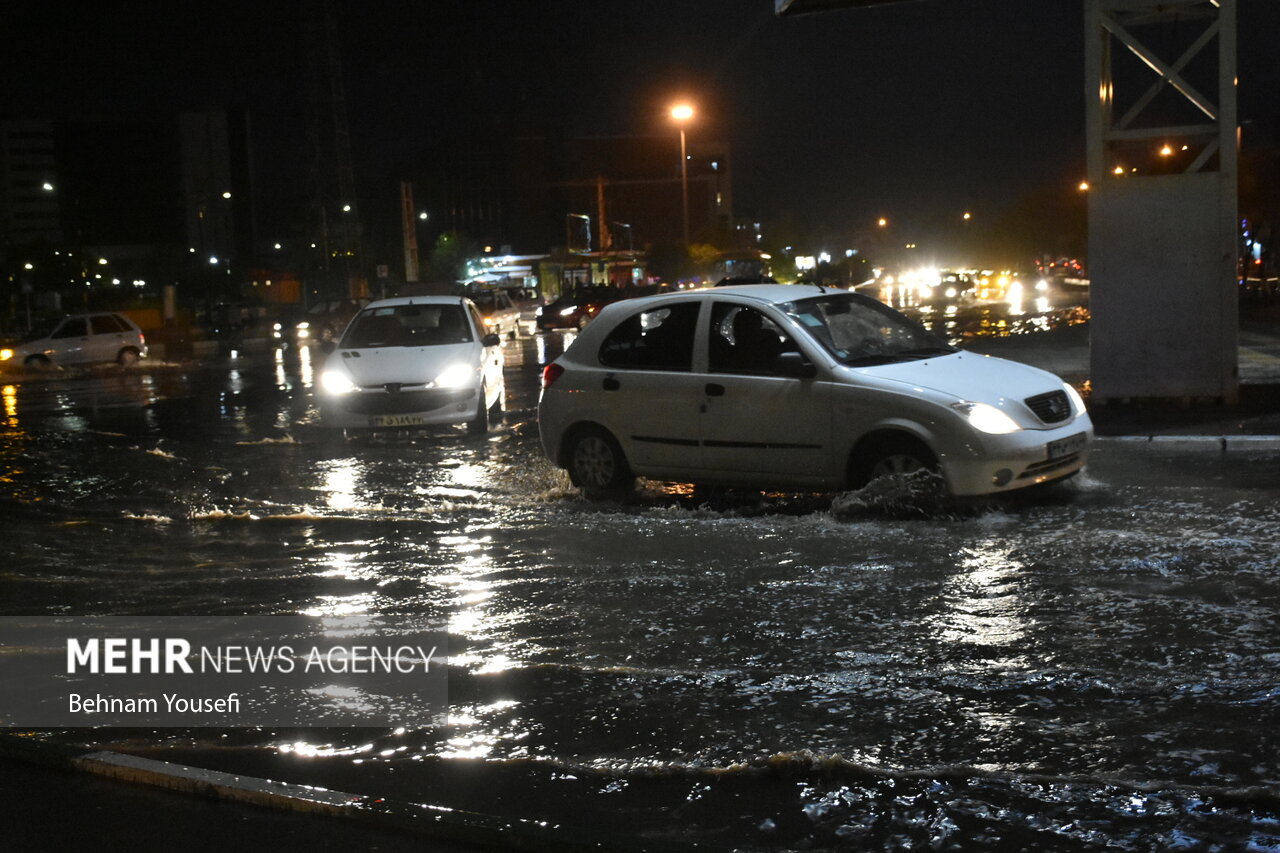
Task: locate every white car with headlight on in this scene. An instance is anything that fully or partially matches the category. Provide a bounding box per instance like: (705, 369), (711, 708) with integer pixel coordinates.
(318, 296), (504, 433)
(538, 285), (1092, 497)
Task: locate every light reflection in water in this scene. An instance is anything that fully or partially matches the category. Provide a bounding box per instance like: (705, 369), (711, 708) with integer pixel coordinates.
(319, 458), (364, 510)
(299, 347), (314, 388)
(315, 551), (374, 581)
(934, 540), (1031, 745)
(439, 700), (523, 759)
(2, 384), (17, 426)
(1006, 282), (1024, 316)
(273, 347), (286, 389)
(436, 533), (520, 675)
(937, 540), (1028, 662)
(301, 592), (377, 617)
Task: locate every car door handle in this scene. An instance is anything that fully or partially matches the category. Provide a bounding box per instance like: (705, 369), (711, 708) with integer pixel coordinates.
(602, 377), (621, 391)
(705, 383), (726, 397)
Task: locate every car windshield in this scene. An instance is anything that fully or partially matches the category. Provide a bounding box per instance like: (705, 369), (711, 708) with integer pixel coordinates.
(19, 319), (62, 342)
(340, 304), (472, 348)
(468, 292), (508, 313)
(781, 293), (956, 366)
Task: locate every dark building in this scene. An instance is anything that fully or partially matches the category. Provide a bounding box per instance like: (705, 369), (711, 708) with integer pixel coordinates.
(1, 110), (256, 313)
(0, 120), (62, 251)
(408, 132), (734, 277)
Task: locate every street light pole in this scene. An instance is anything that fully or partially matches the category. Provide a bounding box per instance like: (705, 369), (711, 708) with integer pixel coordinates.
(670, 103), (694, 247)
(678, 125), (689, 246)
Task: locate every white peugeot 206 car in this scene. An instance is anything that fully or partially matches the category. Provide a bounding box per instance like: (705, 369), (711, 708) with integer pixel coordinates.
(538, 285), (1092, 497)
(317, 296), (505, 433)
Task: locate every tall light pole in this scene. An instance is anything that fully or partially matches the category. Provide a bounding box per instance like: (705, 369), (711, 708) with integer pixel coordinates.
(670, 103), (695, 246)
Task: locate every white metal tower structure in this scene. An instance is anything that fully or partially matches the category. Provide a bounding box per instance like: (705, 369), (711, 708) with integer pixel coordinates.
(776, 0), (1241, 403)
(1085, 0), (1238, 403)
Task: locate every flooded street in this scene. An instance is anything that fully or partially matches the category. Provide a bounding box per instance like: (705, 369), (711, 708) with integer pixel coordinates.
(4, 315), (1280, 850)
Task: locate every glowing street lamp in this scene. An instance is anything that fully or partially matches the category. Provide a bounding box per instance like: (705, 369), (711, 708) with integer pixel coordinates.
(671, 102), (695, 245)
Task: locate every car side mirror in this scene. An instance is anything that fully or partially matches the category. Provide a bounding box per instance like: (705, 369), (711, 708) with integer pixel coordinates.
(775, 351), (817, 379)
(482, 333), (502, 347)
(319, 340), (336, 355)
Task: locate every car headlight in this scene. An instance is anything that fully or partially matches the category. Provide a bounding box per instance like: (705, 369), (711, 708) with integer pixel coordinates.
(1063, 382), (1086, 416)
(431, 363), (474, 389)
(559, 306), (578, 316)
(320, 369), (357, 395)
(952, 401), (1021, 434)
(0, 349), (12, 361)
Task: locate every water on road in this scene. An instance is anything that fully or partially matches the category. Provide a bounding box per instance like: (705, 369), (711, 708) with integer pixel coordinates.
(2, 327), (1279, 851)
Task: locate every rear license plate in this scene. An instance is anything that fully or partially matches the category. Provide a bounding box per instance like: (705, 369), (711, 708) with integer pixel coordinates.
(371, 414), (426, 428)
(1046, 432), (1087, 460)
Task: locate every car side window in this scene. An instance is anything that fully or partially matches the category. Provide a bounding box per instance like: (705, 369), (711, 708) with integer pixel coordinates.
(52, 318), (89, 338)
(90, 314), (125, 334)
(708, 304), (798, 375)
(598, 302), (700, 371)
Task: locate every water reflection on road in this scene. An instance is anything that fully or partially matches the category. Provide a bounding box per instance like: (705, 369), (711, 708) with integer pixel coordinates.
(1, 319), (1279, 850)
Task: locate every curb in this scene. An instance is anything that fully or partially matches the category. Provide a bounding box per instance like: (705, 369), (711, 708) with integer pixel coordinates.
(1094, 435), (1280, 451)
(0, 734), (686, 853)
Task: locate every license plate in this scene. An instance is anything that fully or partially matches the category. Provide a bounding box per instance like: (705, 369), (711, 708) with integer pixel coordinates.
(371, 414), (426, 428)
(1046, 432), (1087, 460)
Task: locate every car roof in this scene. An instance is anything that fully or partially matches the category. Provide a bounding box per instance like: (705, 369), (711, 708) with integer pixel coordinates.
(57, 311), (131, 321)
(611, 284), (831, 311)
(360, 296), (467, 310)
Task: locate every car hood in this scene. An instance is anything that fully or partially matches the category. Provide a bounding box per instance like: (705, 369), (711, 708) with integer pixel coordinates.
(330, 343), (477, 386)
(854, 351), (1066, 403)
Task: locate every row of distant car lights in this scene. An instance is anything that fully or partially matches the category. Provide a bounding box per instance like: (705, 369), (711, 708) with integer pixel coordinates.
(878, 269), (1052, 301)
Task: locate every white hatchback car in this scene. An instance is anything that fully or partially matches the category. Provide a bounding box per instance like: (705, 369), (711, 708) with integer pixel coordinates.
(538, 285), (1092, 497)
(1, 311), (148, 369)
(317, 296), (505, 433)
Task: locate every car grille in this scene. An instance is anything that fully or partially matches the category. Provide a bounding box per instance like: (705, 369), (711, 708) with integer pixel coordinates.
(342, 388), (473, 415)
(1024, 390), (1072, 425)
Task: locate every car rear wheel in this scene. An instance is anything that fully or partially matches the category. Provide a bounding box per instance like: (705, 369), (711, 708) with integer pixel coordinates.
(117, 347), (140, 366)
(566, 426), (634, 497)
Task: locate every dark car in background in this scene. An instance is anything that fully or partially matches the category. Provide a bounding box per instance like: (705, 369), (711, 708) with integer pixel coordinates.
(292, 298), (368, 345)
(535, 287), (625, 331)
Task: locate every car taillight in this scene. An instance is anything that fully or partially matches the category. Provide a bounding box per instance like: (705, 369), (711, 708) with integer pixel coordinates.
(542, 363), (565, 389)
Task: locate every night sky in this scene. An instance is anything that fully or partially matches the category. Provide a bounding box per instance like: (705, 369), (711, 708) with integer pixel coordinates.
(5, 1), (1279, 258)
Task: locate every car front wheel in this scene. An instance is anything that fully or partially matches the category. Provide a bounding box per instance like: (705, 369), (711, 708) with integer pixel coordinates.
(566, 426), (634, 497)
(850, 436), (940, 489)
(467, 388), (490, 434)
